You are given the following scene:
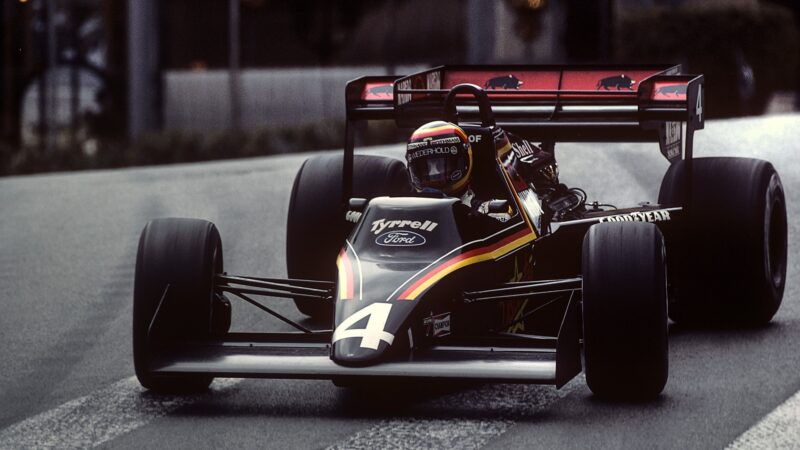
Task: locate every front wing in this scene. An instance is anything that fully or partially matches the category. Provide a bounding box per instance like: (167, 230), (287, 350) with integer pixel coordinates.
(148, 290), (582, 387)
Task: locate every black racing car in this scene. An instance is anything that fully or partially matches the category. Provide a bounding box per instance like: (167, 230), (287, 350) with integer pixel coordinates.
(132, 65), (787, 400)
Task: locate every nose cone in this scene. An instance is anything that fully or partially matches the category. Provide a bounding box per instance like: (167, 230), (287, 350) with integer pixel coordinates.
(330, 196), (463, 366)
(332, 334), (393, 366)
(332, 301), (397, 365)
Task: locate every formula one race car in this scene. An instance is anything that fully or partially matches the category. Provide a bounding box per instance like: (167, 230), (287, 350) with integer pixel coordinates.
(132, 65), (787, 400)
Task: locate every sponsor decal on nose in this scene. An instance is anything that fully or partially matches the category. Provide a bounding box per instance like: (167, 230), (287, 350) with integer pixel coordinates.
(375, 230), (426, 247)
(423, 312), (451, 337)
(371, 218), (438, 234)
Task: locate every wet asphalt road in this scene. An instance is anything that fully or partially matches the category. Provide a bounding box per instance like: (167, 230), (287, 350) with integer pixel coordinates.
(0, 114), (798, 449)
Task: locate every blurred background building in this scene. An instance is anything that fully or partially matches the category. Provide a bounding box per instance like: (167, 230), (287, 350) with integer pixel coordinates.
(1, 0), (798, 174)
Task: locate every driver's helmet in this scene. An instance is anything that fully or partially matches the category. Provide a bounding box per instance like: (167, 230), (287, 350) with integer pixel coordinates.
(405, 121), (473, 195)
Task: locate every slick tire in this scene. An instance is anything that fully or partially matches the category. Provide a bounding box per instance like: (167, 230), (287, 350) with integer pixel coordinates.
(658, 157), (787, 327)
(133, 218), (227, 393)
(582, 222), (668, 400)
(287, 154), (410, 319)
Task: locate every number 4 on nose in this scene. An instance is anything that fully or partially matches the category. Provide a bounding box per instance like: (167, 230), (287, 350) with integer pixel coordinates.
(332, 303), (395, 350)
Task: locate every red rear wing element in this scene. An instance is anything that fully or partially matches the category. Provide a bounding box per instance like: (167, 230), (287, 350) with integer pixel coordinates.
(393, 66), (680, 104)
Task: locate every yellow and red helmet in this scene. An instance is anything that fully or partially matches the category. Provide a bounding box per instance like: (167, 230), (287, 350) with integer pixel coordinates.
(405, 121), (473, 195)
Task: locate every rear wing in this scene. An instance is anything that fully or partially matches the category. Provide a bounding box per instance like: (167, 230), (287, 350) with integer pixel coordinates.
(342, 64), (704, 200)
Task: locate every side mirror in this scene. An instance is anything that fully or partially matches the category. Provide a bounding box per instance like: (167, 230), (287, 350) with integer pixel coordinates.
(348, 198), (368, 211)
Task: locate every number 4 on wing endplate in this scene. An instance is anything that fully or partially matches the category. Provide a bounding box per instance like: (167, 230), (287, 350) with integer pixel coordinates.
(696, 84), (703, 122)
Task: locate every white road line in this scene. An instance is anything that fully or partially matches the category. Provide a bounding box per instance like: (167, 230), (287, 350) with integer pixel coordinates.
(0, 377), (240, 449)
(1, 373), (582, 449)
(727, 389), (800, 450)
(328, 376), (583, 450)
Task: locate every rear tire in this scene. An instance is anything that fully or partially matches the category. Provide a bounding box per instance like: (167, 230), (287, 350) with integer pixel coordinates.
(658, 157), (787, 326)
(286, 154), (410, 319)
(133, 218), (226, 393)
(582, 222), (668, 400)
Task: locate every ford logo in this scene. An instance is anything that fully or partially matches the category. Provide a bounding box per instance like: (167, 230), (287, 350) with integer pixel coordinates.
(375, 231), (426, 247)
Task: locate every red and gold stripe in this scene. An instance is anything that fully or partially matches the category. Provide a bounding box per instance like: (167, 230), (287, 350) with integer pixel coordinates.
(497, 150), (539, 232)
(336, 249), (354, 300)
(397, 228), (535, 301)
(496, 140), (513, 157)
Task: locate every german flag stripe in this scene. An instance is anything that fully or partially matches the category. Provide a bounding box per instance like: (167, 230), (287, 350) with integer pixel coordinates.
(336, 250), (354, 300)
(398, 228), (535, 300)
(411, 124), (469, 142)
(498, 154), (537, 232)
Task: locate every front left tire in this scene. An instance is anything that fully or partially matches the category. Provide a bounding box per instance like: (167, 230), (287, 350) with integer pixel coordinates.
(133, 218), (226, 393)
(582, 221), (669, 400)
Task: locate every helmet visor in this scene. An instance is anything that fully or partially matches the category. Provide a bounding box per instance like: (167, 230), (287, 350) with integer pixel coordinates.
(409, 155), (454, 190)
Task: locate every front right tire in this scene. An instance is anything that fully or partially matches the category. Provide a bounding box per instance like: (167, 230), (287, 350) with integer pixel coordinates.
(286, 153), (410, 319)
